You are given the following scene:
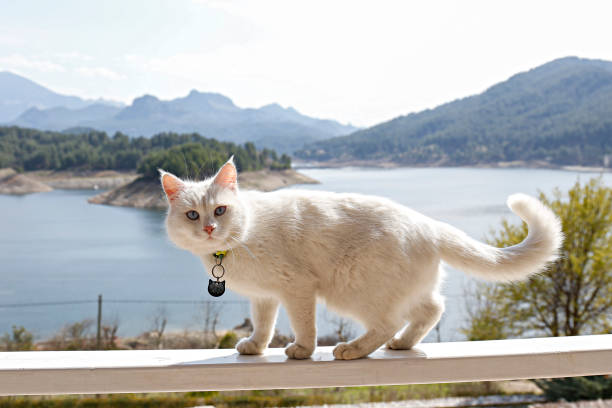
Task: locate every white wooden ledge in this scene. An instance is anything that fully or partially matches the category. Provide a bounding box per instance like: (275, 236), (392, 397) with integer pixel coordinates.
(1, 335), (611, 396)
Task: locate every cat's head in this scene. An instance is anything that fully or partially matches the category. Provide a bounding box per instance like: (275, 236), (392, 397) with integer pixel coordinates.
(159, 157), (248, 255)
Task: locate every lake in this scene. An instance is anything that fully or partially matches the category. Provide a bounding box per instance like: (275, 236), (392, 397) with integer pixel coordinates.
(1, 167), (609, 343)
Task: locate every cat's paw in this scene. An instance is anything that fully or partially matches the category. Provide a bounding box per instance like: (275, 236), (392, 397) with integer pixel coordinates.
(333, 342), (366, 360)
(284, 342), (314, 359)
(236, 338), (265, 355)
(386, 338), (415, 350)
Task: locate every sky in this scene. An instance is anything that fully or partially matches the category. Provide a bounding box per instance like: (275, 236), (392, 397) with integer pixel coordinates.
(1, 0), (612, 127)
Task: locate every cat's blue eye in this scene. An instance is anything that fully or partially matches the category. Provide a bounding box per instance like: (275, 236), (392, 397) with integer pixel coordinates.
(186, 210), (199, 220)
(214, 206), (227, 216)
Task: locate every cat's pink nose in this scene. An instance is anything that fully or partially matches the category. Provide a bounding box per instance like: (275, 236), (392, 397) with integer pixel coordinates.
(204, 225), (215, 235)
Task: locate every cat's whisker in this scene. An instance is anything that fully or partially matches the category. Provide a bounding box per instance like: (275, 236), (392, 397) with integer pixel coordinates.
(228, 239), (248, 264)
(229, 235), (258, 261)
(222, 236), (242, 262)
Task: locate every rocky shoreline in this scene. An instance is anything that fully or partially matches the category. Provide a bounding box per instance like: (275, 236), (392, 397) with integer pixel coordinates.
(0, 169), (139, 195)
(0, 169), (318, 207)
(88, 169), (319, 209)
(6, 159), (604, 200)
(294, 159), (612, 173)
(26, 170), (139, 190)
(0, 168), (53, 195)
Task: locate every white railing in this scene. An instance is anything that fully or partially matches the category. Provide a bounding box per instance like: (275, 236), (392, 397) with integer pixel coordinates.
(0, 334), (611, 396)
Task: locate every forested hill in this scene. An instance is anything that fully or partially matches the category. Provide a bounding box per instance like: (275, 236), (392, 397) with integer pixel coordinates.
(0, 126), (291, 180)
(295, 57), (612, 167)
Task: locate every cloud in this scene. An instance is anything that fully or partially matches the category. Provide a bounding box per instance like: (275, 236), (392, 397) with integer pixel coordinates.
(74, 66), (126, 80)
(54, 52), (94, 62)
(0, 54), (65, 73)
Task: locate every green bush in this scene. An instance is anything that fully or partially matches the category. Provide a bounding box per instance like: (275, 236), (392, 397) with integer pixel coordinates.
(0, 395), (196, 408)
(218, 331), (238, 349)
(464, 178), (612, 340)
(0, 326), (33, 351)
(534, 376), (612, 401)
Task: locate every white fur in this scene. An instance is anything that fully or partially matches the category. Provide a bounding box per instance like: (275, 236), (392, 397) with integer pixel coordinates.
(161, 162), (562, 360)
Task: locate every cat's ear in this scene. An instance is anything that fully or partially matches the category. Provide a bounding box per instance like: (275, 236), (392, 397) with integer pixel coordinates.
(213, 156), (238, 191)
(159, 170), (183, 202)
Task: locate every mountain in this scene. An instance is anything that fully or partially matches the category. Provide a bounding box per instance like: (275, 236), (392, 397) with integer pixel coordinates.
(296, 57), (612, 167)
(0, 71), (122, 123)
(15, 104), (122, 130)
(10, 87), (357, 153)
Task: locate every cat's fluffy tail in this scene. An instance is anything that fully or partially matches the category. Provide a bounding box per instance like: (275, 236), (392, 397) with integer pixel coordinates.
(436, 193), (563, 281)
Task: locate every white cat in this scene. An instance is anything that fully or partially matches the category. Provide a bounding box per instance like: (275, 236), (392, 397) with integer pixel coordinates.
(160, 158), (562, 360)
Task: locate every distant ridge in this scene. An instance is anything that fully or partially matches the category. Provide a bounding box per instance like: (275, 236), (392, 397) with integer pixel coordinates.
(2, 72), (357, 153)
(0, 71), (122, 123)
(296, 57), (612, 168)
(16, 104), (122, 130)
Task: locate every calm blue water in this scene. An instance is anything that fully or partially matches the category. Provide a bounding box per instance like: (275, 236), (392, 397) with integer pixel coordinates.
(0, 167), (609, 342)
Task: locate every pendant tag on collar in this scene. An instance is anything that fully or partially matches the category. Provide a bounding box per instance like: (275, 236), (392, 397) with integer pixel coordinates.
(208, 250), (227, 297)
(208, 279), (225, 297)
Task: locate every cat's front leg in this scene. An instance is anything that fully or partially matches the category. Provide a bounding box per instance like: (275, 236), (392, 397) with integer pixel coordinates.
(282, 294), (317, 360)
(236, 297), (279, 355)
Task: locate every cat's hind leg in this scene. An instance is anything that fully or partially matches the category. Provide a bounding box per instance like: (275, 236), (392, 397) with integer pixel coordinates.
(236, 297), (279, 355)
(333, 317), (403, 360)
(387, 293), (444, 350)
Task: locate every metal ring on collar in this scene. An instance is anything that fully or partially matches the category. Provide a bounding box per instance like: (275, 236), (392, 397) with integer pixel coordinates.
(211, 264), (225, 279)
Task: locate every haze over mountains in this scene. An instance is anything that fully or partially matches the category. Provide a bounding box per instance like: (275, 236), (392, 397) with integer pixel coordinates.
(0, 72), (357, 153)
(0, 71), (123, 123)
(296, 57), (612, 168)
